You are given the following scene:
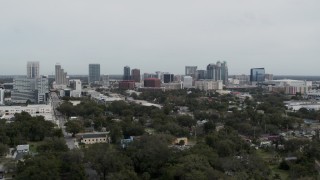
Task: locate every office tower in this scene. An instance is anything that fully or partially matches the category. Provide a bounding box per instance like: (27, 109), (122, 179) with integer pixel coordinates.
(207, 64), (216, 80)
(250, 68), (265, 82)
(0, 89), (4, 105)
(131, 69), (141, 82)
(197, 70), (207, 80)
(206, 61), (228, 85)
(144, 78), (161, 88)
(55, 63), (68, 85)
(36, 76), (49, 104)
(69, 79), (82, 97)
(27, 61), (40, 79)
(124, 66), (131, 80)
(183, 76), (193, 88)
(89, 64), (101, 84)
(163, 74), (174, 83)
(185, 66), (197, 78)
(11, 76), (49, 104)
(221, 61), (228, 85)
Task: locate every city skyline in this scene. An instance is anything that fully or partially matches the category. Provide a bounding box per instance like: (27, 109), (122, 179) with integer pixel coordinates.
(0, 1), (319, 75)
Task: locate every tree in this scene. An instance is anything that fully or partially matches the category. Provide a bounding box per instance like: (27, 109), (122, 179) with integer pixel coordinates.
(65, 120), (83, 137)
(177, 115), (196, 128)
(127, 135), (173, 178)
(37, 138), (68, 154)
(203, 121), (216, 134)
(16, 155), (61, 180)
(85, 144), (134, 180)
(0, 143), (8, 156)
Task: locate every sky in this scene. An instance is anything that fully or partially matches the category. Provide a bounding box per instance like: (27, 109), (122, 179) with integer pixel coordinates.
(0, 0), (319, 75)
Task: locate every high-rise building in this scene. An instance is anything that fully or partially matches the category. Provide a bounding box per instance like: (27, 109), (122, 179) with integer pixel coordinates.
(206, 61), (228, 85)
(250, 68), (265, 82)
(144, 78), (161, 88)
(11, 76), (49, 104)
(207, 64), (216, 80)
(124, 66), (131, 80)
(183, 76), (193, 88)
(55, 64), (68, 85)
(89, 64), (101, 84)
(197, 70), (207, 80)
(131, 69), (141, 82)
(0, 88), (4, 105)
(27, 61), (40, 79)
(185, 66), (197, 78)
(69, 79), (82, 97)
(221, 61), (228, 85)
(163, 74), (174, 83)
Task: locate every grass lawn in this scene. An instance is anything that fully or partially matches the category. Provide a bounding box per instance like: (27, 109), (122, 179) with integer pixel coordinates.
(27, 141), (42, 153)
(256, 149), (289, 179)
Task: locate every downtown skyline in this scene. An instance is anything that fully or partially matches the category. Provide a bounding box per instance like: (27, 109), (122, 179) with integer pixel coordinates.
(0, 0), (319, 75)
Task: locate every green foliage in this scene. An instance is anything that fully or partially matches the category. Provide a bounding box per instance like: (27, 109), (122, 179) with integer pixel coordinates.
(177, 115), (196, 128)
(127, 135), (173, 178)
(0, 143), (9, 156)
(85, 143), (135, 180)
(37, 138), (69, 154)
(65, 120), (84, 137)
(16, 155), (61, 180)
(0, 112), (55, 147)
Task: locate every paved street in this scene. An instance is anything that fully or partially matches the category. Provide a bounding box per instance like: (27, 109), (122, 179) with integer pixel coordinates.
(50, 92), (76, 149)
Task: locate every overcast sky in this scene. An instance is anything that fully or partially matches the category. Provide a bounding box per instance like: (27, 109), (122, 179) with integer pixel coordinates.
(0, 0), (319, 75)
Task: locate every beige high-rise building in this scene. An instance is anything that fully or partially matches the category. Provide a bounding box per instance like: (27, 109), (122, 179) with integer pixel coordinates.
(55, 63), (68, 85)
(27, 61), (40, 79)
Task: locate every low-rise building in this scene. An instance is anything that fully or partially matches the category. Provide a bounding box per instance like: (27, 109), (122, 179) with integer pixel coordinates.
(0, 105), (53, 121)
(264, 79), (312, 95)
(194, 80), (223, 91)
(79, 133), (110, 145)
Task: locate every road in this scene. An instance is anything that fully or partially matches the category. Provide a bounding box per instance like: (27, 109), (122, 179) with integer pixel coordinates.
(50, 92), (76, 149)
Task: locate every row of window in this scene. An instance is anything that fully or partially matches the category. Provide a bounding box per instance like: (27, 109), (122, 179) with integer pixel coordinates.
(83, 138), (106, 142)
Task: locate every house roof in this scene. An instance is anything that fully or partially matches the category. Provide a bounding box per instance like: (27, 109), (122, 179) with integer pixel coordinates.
(81, 133), (108, 139)
(17, 144), (29, 151)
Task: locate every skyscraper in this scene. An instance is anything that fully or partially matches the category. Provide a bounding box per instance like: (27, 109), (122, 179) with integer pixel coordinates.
(131, 69), (141, 82)
(207, 64), (216, 80)
(197, 70), (207, 80)
(250, 68), (265, 82)
(0, 88), (4, 105)
(27, 61), (40, 79)
(89, 64), (101, 84)
(163, 74), (174, 83)
(185, 66), (197, 78)
(55, 63), (68, 85)
(221, 61), (228, 85)
(123, 66), (131, 80)
(206, 61), (228, 85)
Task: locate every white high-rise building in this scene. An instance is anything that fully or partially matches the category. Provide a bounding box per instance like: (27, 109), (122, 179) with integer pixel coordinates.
(27, 61), (40, 79)
(0, 89), (4, 105)
(11, 76), (49, 104)
(183, 76), (193, 89)
(69, 79), (82, 97)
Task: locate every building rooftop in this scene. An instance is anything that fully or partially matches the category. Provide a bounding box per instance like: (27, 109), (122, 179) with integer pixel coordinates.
(80, 133), (108, 139)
